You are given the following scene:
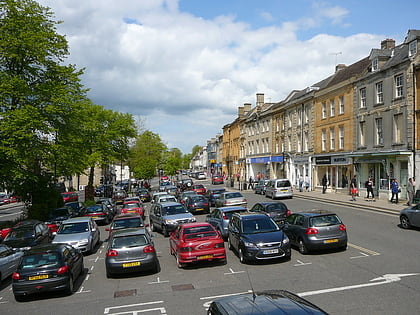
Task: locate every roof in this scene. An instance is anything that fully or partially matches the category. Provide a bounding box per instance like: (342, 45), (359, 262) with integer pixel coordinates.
(295, 209), (336, 217)
(178, 222), (212, 229)
(62, 216), (93, 223)
(326, 57), (370, 88)
(216, 206), (247, 211)
(23, 243), (68, 254)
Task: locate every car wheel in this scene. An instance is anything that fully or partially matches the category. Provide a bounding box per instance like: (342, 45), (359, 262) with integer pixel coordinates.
(162, 225), (169, 237)
(298, 239), (308, 254)
(238, 248), (247, 264)
(150, 222), (155, 232)
(106, 269), (113, 279)
(153, 260), (161, 273)
(66, 274), (74, 295)
(176, 255), (184, 268)
(400, 215), (411, 229)
(227, 237), (233, 250)
(14, 294), (25, 302)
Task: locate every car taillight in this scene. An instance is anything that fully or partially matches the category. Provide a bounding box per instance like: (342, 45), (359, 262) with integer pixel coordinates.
(57, 265), (69, 275)
(339, 224), (347, 231)
(179, 246), (193, 252)
(286, 210), (292, 216)
(243, 199), (247, 203)
(305, 228), (319, 235)
(203, 203), (208, 206)
(143, 245), (155, 253)
(12, 272), (20, 280)
(215, 243), (225, 248)
(106, 249), (119, 257)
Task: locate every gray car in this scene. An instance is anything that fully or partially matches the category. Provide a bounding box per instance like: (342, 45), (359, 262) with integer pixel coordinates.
(400, 204), (420, 229)
(149, 202), (196, 237)
(205, 206), (248, 240)
(0, 244), (23, 282)
(215, 191), (247, 208)
(52, 217), (100, 254)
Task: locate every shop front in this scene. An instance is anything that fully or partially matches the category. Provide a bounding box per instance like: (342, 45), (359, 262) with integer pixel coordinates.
(313, 155), (353, 194)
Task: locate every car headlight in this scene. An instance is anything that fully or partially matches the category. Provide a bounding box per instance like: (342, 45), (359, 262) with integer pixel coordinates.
(191, 216), (196, 222)
(78, 239), (89, 245)
(243, 241), (257, 248)
(164, 219), (177, 225)
(282, 236), (290, 245)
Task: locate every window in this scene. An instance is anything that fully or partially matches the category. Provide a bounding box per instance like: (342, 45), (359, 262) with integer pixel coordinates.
(288, 112), (292, 127)
(409, 40), (417, 57)
(322, 102), (327, 118)
(376, 81), (383, 104)
(276, 118), (279, 132)
(330, 99), (335, 117)
(339, 96), (344, 114)
(395, 74), (403, 98)
(375, 118), (384, 145)
(297, 108), (302, 126)
(393, 113), (403, 143)
(321, 129), (326, 151)
(359, 121), (366, 147)
(275, 142), (279, 153)
(304, 105), (310, 123)
(360, 88), (366, 108)
(287, 135), (291, 152)
(372, 58), (378, 71)
(339, 126), (344, 149)
(297, 132), (301, 152)
(304, 131), (308, 152)
(330, 128), (335, 150)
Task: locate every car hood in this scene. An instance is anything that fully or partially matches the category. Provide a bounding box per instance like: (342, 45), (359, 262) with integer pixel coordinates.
(3, 238), (35, 248)
(53, 231), (91, 243)
(242, 231), (285, 244)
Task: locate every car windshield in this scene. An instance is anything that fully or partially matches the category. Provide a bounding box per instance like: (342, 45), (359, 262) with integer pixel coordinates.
(5, 228), (34, 240)
(242, 218), (279, 234)
(225, 192), (243, 199)
(183, 225), (217, 240)
(86, 206), (103, 213)
(112, 218), (143, 229)
(162, 205), (188, 215)
(265, 203), (287, 212)
(21, 252), (60, 269)
(310, 215), (341, 227)
(58, 222), (89, 234)
(276, 181), (291, 188)
(50, 208), (69, 217)
(111, 235), (148, 248)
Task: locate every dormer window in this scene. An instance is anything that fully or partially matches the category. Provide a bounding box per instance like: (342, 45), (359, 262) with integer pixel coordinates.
(409, 40), (417, 57)
(372, 58), (378, 71)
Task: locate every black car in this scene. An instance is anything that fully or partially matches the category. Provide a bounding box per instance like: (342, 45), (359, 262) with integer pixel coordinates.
(207, 290), (329, 315)
(205, 188), (227, 207)
(64, 201), (86, 216)
(136, 188), (151, 202)
(227, 212), (291, 263)
(185, 195), (210, 214)
(81, 204), (113, 225)
(96, 198), (117, 216)
(3, 220), (52, 251)
(12, 243), (84, 301)
(46, 207), (75, 225)
(250, 202), (291, 225)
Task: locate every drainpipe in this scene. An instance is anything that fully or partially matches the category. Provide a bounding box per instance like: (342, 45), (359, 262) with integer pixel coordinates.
(413, 63), (417, 182)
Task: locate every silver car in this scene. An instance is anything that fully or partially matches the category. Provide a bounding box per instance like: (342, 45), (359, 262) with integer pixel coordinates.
(0, 244), (23, 282)
(215, 192), (247, 208)
(52, 217), (100, 254)
(206, 206), (248, 240)
(400, 204), (420, 229)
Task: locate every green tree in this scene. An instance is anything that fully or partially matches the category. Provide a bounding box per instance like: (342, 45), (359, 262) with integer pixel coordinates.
(163, 148), (182, 176)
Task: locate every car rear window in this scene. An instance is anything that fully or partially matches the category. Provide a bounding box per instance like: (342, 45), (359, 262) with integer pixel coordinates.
(163, 205), (188, 215)
(113, 218), (143, 229)
(310, 215), (341, 227)
(123, 203), (140, 209)
(224, 210), (247, 219)
(276, 180), (291, 188)
(86, 206), (103, 213)
(226, 192), (242, 198)
(21, 252), (60, 269)
(265, 203), (287, 212)
(58, 222), (89, 234)
(183, 225), (217, 239)
(111, 235), (148, 248)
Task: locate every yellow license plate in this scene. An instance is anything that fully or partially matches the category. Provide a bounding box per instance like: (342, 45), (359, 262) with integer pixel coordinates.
(198, 255), (213, 260)
(29, 274), (49, 280)
(324, 239), (339, 244)
(92, 216), (99, 219)
(196, 208), (204, 211)
(122, 261), (141, 268)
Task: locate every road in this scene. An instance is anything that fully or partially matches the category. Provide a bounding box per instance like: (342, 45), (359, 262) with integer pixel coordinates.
(0, 178), (419, 314)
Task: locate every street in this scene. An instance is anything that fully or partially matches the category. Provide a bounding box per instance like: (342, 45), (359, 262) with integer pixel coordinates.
(0, 179), (419, 315)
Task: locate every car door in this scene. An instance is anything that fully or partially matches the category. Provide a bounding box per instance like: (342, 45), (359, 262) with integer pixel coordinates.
(90, 219), (100, 247)
(169, 226), (182, 253)
(283, 214), (301, 245)
(228, 217), (241, 251)
(410, 204), (420, 227)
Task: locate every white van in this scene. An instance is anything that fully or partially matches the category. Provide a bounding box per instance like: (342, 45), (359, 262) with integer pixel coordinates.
(265, 179), (293, 199)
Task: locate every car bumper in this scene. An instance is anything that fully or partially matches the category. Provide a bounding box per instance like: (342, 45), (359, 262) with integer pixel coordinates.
(305, 235), (347, 250)
(243, 244), (291, 261)
(178, 248), (226, 264)
(13, 276), (69, 296)
(106, 256), (158, 274)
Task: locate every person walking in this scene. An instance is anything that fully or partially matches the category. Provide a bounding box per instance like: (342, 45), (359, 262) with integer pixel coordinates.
(298, 176), (304, 192)
(322, 174), (328, 194)
(365, 177), (375, 201)
(406, 177), (414, 206)
(248, 176), (254, 190)
(350, 175), (357, 201)
(304, 176), (310, 192)
(390, 179), (400, 204)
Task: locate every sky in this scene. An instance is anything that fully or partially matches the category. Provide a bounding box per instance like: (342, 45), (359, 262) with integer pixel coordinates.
(37, 0), (419, 154)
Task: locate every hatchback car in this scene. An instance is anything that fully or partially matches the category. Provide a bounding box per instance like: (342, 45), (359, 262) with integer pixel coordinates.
(52, 217), (100, 254)
(207, 290), (329, 315)
(3, 220), (52, 251)
(106, 214), (145, 239)
(179, 191), (198, 204)
(96, 198), (117, 216)
(227, 212), (291, 263)
(211, 175), (224, 185)
(205, 188), (227, 207)
(206, 206), (248, 240)
(81, 204), (112, 225)
(105, 228), (159, 278)
(112, 190), (127, 205)
(265, 179), (293, 199)
(136, 188), (151, 202)
(12, 243), (84, 301)
(121, 202), (145, 218)
(149, 202), (196, 237)
(250, 202), (291, 225)
(185, 195), (210, 214)
(192, 184), (207, 195)
(215, 192), (247, 208)
(254, 180), (269, 195)
(283, 210), (347, 254)
(400, 204), (420, 229)
(60, 191), (79, 203)
(64, 201), (86, 216)
(0, 244), (24, 282)
(169, 222), (226, 268)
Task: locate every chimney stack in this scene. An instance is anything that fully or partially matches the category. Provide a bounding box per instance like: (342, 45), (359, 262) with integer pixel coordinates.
(335, 64), (346, 73)
(381, 38), (395, 50)
(256, 93), (264, 107)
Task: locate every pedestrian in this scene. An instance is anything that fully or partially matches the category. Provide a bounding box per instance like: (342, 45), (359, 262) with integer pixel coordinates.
(390, 179), (400, 203)
(299, 176), (303, 192)
(248, 176), (254, 190)
(350, 175), (357, 201)
(322, 174), (328, 194)
(304, 176), (310, 192)
(365, 177), (375, 201)
(406, 177), (414, 206)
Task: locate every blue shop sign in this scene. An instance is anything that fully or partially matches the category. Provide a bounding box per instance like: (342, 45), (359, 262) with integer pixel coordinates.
(250, 156), (284, 163)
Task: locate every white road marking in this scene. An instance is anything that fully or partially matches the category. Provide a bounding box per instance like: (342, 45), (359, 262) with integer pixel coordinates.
(90, 265), (95, 271)
(294, 259), (312, 266)
(104, 301), (165, 314)
(148, 277), (169, 284)
(224, 268), (245, 275)
(350, 252), (369, 259)
(94, 256), (99, 263)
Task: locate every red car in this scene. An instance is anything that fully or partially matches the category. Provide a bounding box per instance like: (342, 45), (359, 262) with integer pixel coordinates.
(211, 175), (224, 185)
(169, 222), (226, 268)
(192, 184), (206, 195)
(60, 191), (78, 203)
(121, 202), (145, 218)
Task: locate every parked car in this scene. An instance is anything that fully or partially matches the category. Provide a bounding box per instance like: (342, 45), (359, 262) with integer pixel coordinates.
(178, 191), (198, 204)
(215, 192), (247, 208)
(207, 290), (329, 315)
(211, 175), (224, 185)
(154, 194), (177, 204)
(0, 193), (18, 205)
(121, 202), (145, 218)
(185, 195), (210, 214)
(136, 188), (151, 202)
(149, 202), (196, 237)
(206, 206), (248, 240)
(400, 204), (420, 229)
(205, 188), (226, 207)
(96, 198), (117, 216)
(169, 222), (226, 268)
(81, 204), (113, 225)
(3, 220), (52, 251)
(64, 201), (86, 216)
(0, 244), (24, 283)
(112, 190), (127, 205)
(12, 243), (84, 301)
(250, 202), (291, 225)
(52, 217), (100, 254)
(46, 207), (75, 225)
(60, 192), (79, 203)
(283, 210), (347, 254)
(254, 179), (269, 195)
(105, 228), (159, 278)
(197, 172), (206, 180)
(265, 178), (293, 199)
(227, 212), (291, 263)
(105, 214), (145, 239)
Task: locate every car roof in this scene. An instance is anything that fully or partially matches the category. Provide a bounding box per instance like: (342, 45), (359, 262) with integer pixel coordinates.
(295, 209), (336, 217)
(255, 202), (287, 207)
(159, 201), (183, 206)
(216, 206), (247, 212)
(113, 213), (142, 220)
(62, 217), (93, 224)
(179, 222), (212, 229)
(23, 243), (69, 254)
(111, 227), (147, 237)
(233, 212), (267, 220)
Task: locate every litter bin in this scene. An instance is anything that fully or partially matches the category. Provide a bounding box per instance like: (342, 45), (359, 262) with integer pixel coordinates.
(230, 178), (234, 187)
(243, 183), (247, 190)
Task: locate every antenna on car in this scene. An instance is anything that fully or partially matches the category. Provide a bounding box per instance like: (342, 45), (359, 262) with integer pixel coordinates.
(245, 266), (257, 302)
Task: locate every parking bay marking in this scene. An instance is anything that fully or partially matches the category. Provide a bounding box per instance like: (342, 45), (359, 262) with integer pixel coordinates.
(348, 243), (380, 257)
(201, 290), (253, 309)
(224, 268), (245, 275)
(294, 259), (312, 266)
(104, 300), (165, 314)
(297, 273), (419, 297)
(148, 277), (169, 284)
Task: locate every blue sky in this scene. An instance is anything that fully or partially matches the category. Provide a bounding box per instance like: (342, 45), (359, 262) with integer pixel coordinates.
(38, 0), (419, 153)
